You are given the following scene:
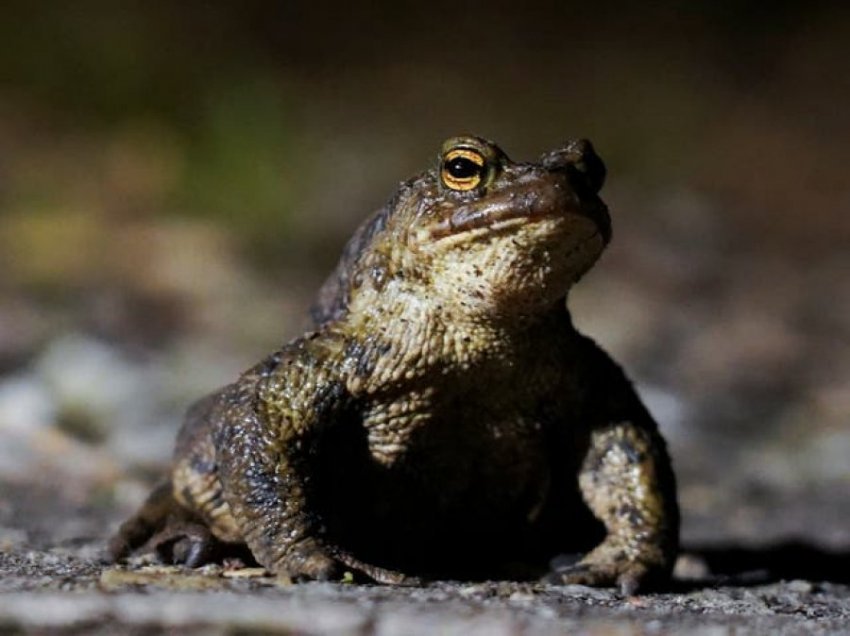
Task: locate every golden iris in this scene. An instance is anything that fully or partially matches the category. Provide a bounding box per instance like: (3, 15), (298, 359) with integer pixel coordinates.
(441, 148), (486, 191)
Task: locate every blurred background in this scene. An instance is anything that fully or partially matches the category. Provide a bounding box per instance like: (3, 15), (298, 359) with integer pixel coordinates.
(0, 1), (847, 556)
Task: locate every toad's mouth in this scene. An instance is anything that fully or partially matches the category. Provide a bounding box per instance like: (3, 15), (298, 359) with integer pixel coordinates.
(425, 187), (581, 241)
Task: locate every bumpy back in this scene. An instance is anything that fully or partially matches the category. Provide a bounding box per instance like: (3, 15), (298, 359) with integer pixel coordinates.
(308, 199), (396, 327)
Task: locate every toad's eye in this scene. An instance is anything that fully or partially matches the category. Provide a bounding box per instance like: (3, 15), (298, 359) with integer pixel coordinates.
(441, 148), (486, 191)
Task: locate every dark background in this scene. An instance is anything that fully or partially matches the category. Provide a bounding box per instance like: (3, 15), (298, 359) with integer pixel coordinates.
(0, 1), (847, 556)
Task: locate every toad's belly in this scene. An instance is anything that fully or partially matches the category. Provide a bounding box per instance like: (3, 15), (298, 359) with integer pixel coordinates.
(310, 409), (557, 575)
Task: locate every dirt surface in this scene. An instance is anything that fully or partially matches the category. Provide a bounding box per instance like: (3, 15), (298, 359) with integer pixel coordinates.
(0, 482), (848, 635)
(2, 552), (850, 635)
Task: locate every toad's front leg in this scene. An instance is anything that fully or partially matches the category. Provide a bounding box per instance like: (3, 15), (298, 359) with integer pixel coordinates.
(213, 375), (349, 581)
(550, 421), (679, 594)
(213, 352), (411, 585)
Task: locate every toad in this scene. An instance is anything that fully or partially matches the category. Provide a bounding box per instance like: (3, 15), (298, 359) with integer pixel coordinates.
(110, 136), (679, 594)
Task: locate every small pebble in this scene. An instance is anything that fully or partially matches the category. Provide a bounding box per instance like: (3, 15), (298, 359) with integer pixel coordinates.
(508, 590), (535, 602)
(787, 580), (813, 594)
(673, 553), (710, 580)
(221, 567), (267, 579)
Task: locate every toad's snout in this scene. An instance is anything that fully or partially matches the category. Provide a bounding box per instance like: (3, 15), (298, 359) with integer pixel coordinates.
(540, 140), (611, 244)
(540, 139), (606, 196)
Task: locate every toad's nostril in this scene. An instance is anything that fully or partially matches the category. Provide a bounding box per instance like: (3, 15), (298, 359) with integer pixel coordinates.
(541, 139), (606, 195)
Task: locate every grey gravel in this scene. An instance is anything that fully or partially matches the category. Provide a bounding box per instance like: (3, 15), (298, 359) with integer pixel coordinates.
(1, 534), (850, 635)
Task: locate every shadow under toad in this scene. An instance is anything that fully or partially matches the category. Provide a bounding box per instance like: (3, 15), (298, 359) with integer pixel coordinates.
(676, 540), (850, 589)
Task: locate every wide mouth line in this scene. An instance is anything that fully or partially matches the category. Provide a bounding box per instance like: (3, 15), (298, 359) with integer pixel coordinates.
(427, 192), (578, 241)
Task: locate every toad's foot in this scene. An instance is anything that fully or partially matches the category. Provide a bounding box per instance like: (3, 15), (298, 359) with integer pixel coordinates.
(544, 540), (666, 595)
(273, 539), (418, 585)
(336, 550), (421, 586)
(109, 481), (250, 569)
(553, 422), (678, 594)
(144, 520), (227, 568)
(108, 481), (177, 563)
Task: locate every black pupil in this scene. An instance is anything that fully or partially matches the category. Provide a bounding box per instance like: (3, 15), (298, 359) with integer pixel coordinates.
(446, 156), (482, 179)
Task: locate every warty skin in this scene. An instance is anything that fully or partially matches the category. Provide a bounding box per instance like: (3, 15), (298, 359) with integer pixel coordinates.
(110, 136), (679, 594)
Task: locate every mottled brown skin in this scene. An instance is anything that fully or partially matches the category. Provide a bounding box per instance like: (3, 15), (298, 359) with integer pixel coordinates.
(110, 136), (679, 593)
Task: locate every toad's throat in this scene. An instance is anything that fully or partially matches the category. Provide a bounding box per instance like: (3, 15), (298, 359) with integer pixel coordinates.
(428, 189), (578, 240)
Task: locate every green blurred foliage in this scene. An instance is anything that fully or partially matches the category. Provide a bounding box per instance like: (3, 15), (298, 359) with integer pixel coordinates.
(1, 2), (267, 123)
(176, 77), (297, 248)
(0, 0), (847, 277)
(0, 2), (303, 261)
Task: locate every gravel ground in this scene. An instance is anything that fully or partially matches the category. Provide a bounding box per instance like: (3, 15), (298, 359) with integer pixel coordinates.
(1, 483), (849, 635)
(1, 547), (849, 635)
(0, 551), (850, 634)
